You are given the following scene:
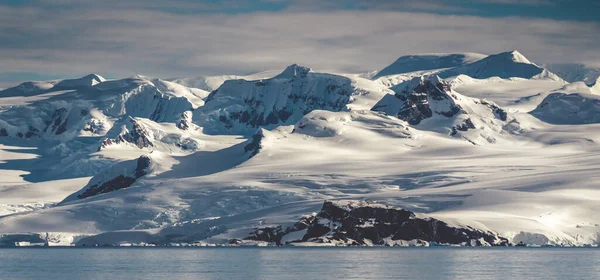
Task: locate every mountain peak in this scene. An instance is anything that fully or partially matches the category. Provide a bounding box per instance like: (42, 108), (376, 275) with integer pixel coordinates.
(82, 73), (106, 83)
(53, 73), (106, 89)
(494, 50), (532, 64)
(435, 50), (555, 80)
(276, 64), (312, 78)
(373, 53), (486, 79)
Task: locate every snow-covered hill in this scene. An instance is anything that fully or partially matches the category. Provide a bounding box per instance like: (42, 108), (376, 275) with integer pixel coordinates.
(531, 92), (600, 125)
(3, 51), (600, 247)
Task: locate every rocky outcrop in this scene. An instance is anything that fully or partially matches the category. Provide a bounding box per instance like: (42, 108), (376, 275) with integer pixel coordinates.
(61, 155), (152, 202)
(243, 200), (510, 246)
(0, 234), (46, 247)
(76, 155), (150, 200)
(100, 117), (153, 150)
(176, 111), (192, 130)
(42, 108), (69, 135)
(371, 75), (514, 144)
(244, 129), (265, 158)
(372, 76), (460, 125)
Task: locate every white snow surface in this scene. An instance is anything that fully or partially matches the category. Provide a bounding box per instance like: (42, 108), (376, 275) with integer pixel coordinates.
(2, 55), (600, 246)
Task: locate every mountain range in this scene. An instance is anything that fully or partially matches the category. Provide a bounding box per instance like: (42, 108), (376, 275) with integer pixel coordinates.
(1, 50), (600, 247)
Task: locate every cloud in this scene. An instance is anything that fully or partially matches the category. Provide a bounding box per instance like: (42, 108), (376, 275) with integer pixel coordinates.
(473, 0), (554, 5)
(0, 1), (598, 85)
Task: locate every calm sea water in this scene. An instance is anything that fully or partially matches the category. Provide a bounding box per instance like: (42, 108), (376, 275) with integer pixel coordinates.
(0, 247), (599, 279)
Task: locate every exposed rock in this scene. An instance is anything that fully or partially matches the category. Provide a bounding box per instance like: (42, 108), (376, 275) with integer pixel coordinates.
(177, 111), (192, 130)
(451, 118), (476, 136)
(100, 117), (154, 150)
(61, 155), (152, 202)
(372, 76), (461, 125)
(24, 126), (40, 138)
(76, 155), (151, 200)
(0, 234), (46, 247)
(371, 75), (515, 144)
(42, 108), (68, 135)
(245, 200), (510, 246)
(244, 129), (266, 158)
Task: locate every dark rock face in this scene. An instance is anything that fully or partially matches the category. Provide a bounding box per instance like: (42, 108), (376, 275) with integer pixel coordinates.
(100, 118), (153, 150)
(42, 108), (69, 135)
(117, 120), (153, 149)
(244, 200), (509, 246)
(371, 75), (513, 145)
(24, 126), (40, 138)
(76, 155), (151, 199)
(451, 118), (476, 136)
(372, 76), (461, 125)
(176, 112), (190, 130)
(480, 100), (508, 121)
(0, 234), (46, 247)
(244, 129), (264, 158)
(0, 128), (7, 136)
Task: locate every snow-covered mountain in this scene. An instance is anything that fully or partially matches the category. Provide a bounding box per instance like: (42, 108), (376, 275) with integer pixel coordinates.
(373, 50), (563, 89)
(195, 64), (389, 134)
(372, 75), (516, 144)
(543, 63), (600, 85)
(372, 53), (486, 79)
(3, 51), (600, 247)
(0, 75), (203, 141)
(436, 51), (561, 80)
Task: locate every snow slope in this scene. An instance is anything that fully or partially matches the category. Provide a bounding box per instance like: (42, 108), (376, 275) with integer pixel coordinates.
(3, 55), (600, 247)
(167, 70), (281, 92)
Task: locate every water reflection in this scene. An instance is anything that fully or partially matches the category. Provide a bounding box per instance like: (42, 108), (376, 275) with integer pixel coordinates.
(0, 248), (599, 280)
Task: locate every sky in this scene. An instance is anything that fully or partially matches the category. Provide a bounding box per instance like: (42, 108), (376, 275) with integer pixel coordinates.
(0, 0), (599, 87)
